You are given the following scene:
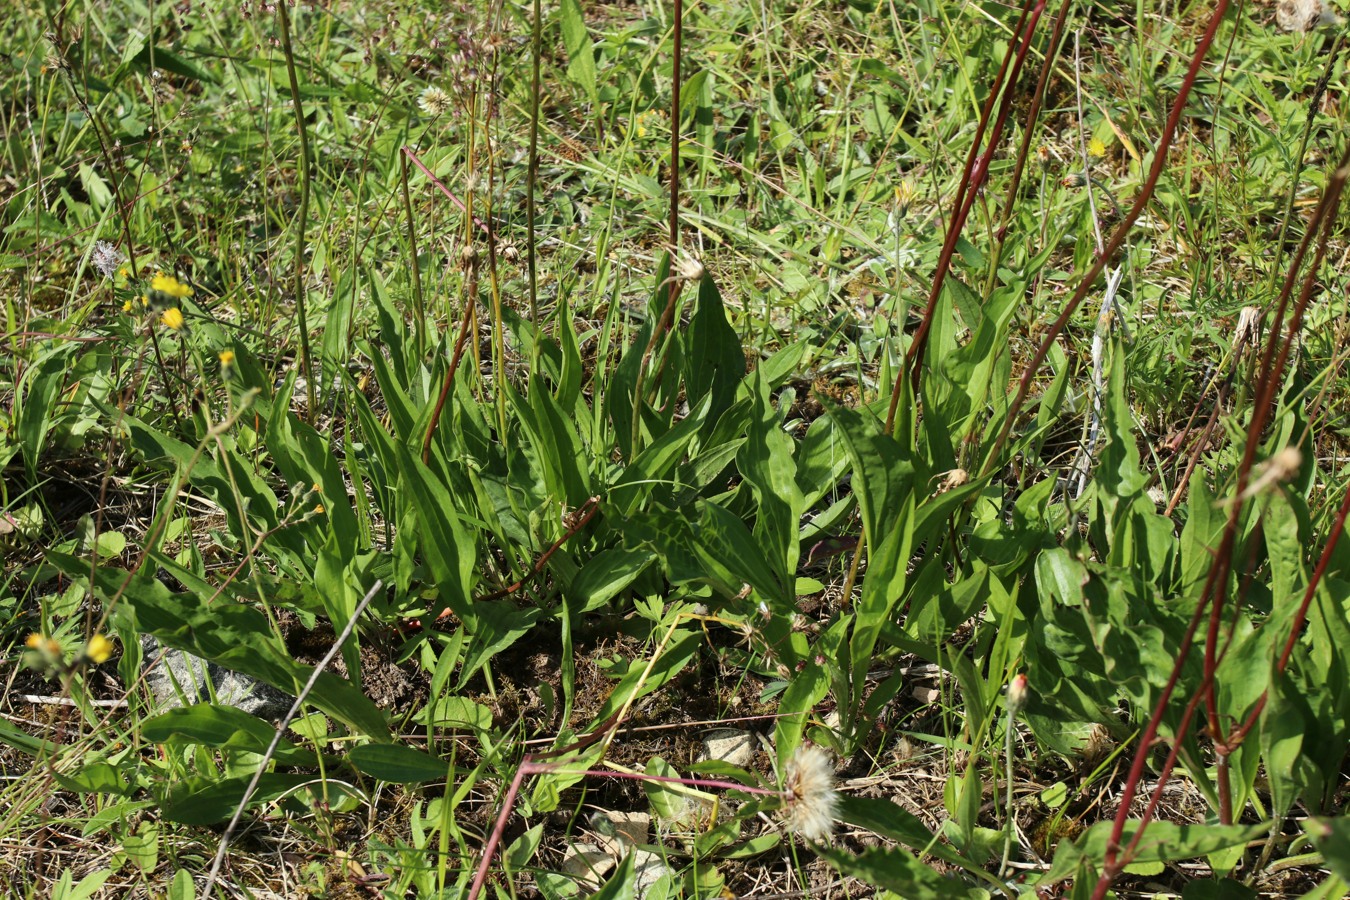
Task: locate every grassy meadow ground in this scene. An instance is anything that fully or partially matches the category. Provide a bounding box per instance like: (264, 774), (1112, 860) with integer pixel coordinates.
(2, 0), (1350, 897)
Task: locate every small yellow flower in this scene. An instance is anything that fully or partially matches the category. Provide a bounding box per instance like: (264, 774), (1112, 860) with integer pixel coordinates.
(894, 180), (916, 210)
(314, 503), (325, 515)
(123, 299), (134, 313)
(24, 633), (43, 650)
(116, 265), (131, 280)
(150, 272), (193, 299)
(218, 349), (236, 367)
(1088, 137), (1107, 158)
(85, 634), (114, 664)
(161, 307), (185, 331)
(140, 295), (150, 308)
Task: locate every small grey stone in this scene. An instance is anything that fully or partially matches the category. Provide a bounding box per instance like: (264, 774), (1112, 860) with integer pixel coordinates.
(141, 635), (293, 720)
(633, 850), (673, 899)
(561, 842), (613, 886)
(700, 728), (755, 768)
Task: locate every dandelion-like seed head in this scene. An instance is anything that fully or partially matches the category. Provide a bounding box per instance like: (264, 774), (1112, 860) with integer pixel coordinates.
(161, 307), (185, 331)
(672, 253), (705, 284)
(781, 743), (839, 843)
(92, 240), (125, 279)
(419, 84), (454, 116)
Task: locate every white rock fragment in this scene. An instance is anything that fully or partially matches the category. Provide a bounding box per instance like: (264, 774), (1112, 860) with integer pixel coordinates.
(596, 810), (651, 856)
(561, 842), (613, 887)
(633, 849), (674, 898)
(700, 728), (755, 768)
(1276, 0), (1341, 31)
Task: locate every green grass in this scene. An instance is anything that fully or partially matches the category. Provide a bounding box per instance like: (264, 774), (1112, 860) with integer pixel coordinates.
(3, 0), (1350, 897)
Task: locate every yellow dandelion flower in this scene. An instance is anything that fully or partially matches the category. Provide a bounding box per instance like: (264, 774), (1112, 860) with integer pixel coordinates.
(85, 634), (114, 664)
(314, 503), (325, 514)
(140, 295), (150, 308)
(150, 272), (193, 298)
(161, 307), (185, 331)
(123, 299), (134, 313)
(1088, 137), (1107, 158)
(24, 633), (43, 650)
(218, 349), (236, 367)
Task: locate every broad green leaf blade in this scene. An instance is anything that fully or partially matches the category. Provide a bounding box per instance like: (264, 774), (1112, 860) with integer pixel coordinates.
(1308, 817), (1350, 885)
(161, 773), (313, 825)
(815, 844), (980, 899)
(141, 704), (316, 766)
(349, 744), (453, 783)
(559, 0), (598, 107)
(394, 443), (480, 627)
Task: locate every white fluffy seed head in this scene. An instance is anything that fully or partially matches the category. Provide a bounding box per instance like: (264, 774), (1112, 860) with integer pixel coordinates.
(781, 743), (839, 843)
(418, 85), (453, 116)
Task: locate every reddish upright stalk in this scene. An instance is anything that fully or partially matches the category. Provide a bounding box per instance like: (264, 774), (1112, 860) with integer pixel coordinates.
(981, 0), (1233, 478)
(892, 0), (1044, 426)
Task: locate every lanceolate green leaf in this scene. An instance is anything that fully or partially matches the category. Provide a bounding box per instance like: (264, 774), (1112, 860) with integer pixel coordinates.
(142, 704), (319, 766)
(815, 844), (980, 899)
(349, 743), (455, 783)
(822, 402), (916, 700)
(394, 443), (480, 628)
(162, 773), (314, 825)
(559, 0), (598, 108)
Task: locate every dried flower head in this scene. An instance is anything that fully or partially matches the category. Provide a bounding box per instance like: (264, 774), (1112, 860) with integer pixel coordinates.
(92, 240), (125, 278)
(672, 253), (705, 284)
(418, 84), (453, 116)
(781, 744), (839, 842)
(894, 180), (916, 211)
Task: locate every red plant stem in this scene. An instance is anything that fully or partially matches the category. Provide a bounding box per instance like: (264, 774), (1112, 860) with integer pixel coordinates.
(668, 0), (682, 269)
(1226, 184), (1350, 751)
(1229, 476), (1350, 743)
(401, 146), (492, 235)
(893, 0), (1042, 421)
(994, 0), (1073, 247)
(467, 762), (528, 900)
(1004, 5), (1230, 896)
(981, 0), (1232, 480)
(421, 285), (478, 464)
(1204, 145), (1350, 736)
